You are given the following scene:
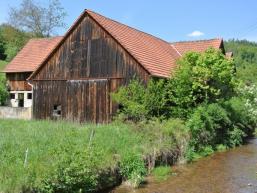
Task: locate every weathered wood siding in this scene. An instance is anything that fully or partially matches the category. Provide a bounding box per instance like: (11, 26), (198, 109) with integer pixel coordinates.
(7, 73), (32, 91)
(32, 14), (150, 122)
(33, 79), (122, 123)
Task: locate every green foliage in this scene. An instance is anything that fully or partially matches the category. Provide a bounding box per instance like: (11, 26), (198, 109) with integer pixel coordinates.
(120, 153), (147, 187)
(222, 96), (256, 137)
(0, 74), (8, 105)
(225, 39), (257, 84)
(152, 166), (172, 182)
(186, 98), (253, 157)
(40, 149), (99, 192)
(228, 127), (246, 147)
(0, 34), (7, 60)
(113, 49), (238, 121)
(239, 84), (257, 124)
(166, 48), (236, 118)
(0, 24), (31, 61)
(112, 79), (167, 121)
(112, 79), (147, 121)
(186, 103), (231, 151)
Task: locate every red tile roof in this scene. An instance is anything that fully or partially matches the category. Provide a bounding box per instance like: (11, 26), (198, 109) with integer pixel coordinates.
(171, 39), (223, 55)
(87, 10), (181, 78)
(3, 37), (62, 73)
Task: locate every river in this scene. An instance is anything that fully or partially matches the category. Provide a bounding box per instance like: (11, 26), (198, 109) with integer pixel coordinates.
(111, 138), (257, 193)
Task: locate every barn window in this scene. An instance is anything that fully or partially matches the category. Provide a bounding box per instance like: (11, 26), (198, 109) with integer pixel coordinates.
(10, 93), (15, 99)
(27, 93), (32, 99)
(53, 105), (62, 117)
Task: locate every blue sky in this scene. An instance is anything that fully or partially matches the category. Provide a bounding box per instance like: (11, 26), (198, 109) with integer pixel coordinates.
(0, 0), (257, 42)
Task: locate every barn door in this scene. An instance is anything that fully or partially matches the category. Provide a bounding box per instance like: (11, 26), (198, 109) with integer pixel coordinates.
(66, 79), (110, 123)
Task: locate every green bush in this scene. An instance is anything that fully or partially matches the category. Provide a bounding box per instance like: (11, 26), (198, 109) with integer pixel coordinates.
(186, 103), (231, 151)
(112, 79), (167, 121)
(166, 48), (237, 118)
(228, 127), (246, 147)
(120, 153), (146, 187)
(39, 147), (102, 193)
(0, 74), (8, 105)
(111, 79), (147, 121)
(222, 96), (255, 137)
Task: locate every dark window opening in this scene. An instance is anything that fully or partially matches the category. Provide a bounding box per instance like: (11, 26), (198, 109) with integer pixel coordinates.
(53, 105), (62, 117)
(10, 93), (15, 99)
(27, 93), (32, 99)
(18, 93), (24, 107)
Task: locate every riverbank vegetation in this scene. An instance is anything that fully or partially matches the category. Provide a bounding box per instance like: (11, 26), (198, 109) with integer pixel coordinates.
(113, 49), (256, 163)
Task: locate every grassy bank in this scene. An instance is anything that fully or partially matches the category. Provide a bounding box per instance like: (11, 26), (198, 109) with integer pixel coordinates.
(0, 119), (188, 192)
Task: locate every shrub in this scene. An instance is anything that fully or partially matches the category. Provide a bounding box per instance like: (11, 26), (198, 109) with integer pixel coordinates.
(111, 79), (147, 121)
(0, 74), (8, 105)
(228, 127), (246, 147)
(238, 84), (257, 125)
(112, 79), (167, 121)
(166, 48), (237, 118)
(186, 103), (231, 151)
(222, 97), (255, 137)
(119, 153), (147, 187)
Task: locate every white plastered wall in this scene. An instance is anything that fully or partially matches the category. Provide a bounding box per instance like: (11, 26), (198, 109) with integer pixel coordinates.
(9, 91), (33, 108)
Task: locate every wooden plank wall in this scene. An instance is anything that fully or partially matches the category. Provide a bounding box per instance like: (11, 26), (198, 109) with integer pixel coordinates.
(6, 73), (32, 91)
(32, 13), (150, 123)
(33, 78), (122, 123)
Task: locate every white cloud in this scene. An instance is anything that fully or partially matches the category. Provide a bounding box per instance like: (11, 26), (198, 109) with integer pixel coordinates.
(187, 30), (205, 37)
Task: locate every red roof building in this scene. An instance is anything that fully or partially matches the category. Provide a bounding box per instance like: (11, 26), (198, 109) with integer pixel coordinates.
(3, 9), (230, 121)
(3, 37), (62, 108)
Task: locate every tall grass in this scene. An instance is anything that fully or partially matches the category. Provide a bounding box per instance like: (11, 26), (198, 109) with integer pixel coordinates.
(0, 119), (188, 192)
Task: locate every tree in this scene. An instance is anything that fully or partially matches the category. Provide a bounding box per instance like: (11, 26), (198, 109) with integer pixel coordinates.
(0, 24), (31, 61)
(8, 0), (66, 37)
(225, 39), (257, 84)
(166, 48), (237, 118)
(0, 36), (6, 60)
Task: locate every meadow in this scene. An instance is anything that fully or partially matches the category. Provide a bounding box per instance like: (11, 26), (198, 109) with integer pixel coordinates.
(0, 119), (188, 192)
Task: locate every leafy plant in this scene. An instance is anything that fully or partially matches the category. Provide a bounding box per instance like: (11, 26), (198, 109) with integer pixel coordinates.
(0, 74), (8, 105)
(119, 153), (147, 187)
(112, 79), (167, 121)
(166, 48), (237, 118)
(186, 103), (231, 151)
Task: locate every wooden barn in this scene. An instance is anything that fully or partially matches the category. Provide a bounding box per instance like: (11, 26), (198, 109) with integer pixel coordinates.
(28, 9), (228, 123)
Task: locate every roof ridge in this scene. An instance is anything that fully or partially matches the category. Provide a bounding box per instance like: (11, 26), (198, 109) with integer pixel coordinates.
(29, 36), (63, 41)
(86, 9), (171, 45)
(171, 38), (222, 44)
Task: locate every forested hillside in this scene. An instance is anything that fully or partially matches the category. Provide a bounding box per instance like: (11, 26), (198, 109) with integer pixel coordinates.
(225, 39), (257, 84)
(0, 24), (31, 70)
